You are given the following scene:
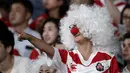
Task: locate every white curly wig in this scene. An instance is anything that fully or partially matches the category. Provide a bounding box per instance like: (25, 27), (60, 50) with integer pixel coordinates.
(60, 4), (120, 55)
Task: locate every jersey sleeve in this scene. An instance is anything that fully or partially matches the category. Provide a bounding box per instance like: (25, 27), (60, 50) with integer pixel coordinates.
(53, 48), (68, 64)
(109, 56), (120, 73)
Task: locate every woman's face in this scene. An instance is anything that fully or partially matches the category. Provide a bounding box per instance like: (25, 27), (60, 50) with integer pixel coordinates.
(42, 22), (58, 45)
(42, 0), (63, 10)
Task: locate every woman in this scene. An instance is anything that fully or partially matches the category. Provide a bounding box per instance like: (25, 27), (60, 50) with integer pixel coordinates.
(119, 4), (130, 37)
(39, 18), (64, 49)
(30, 18), (65, 59)
(30, 18), (65, 73)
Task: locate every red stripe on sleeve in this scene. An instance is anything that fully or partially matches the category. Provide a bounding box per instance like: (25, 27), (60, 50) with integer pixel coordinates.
(58, 49), (68, 64)
(94, 0), (104, 7)
(109, 56), (120, 73)
(29, 49), (39, 60)
(13, 49), (20, 56)
(69, 52), (82, 64)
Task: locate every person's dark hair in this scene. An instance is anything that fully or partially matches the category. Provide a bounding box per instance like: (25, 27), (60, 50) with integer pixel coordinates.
(0, 1), (10, 12)
(0, 20), (14, 55)
(0, 20), (8, 30)
(59, 0), (70, 17)
(39, 18), (62, 44)
(120, 3), (130, 24)
(123, 32), (130, 41)
(88, 0), (94, 5)
(11, 0), (33, 15)
(45, 0), (70, 18)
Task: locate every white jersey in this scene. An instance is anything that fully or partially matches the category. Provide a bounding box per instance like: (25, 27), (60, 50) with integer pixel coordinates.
(11, 56), (45, 73)
(53, 48), (120, 73)
(11, 54), (64, 73)
(37, 52), (65, 73)
(9, 27), (41, 57)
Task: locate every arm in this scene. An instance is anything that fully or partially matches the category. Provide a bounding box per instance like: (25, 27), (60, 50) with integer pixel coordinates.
(104, 0), (120, 24)
(19, 32), (54, 58)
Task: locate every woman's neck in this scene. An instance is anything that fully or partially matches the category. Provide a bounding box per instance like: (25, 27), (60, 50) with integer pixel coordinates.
(78, 40), (92, 60)
(49, 8), (60, 19)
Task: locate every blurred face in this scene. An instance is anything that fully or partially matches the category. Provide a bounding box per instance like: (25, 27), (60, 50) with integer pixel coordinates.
(9, 3), (29, 26)
(42, 0), (63, 10)
(0, 8), (8, 19)
(123, 8), (130, 32)
(42, 22), (58, 45)
(122, 39), (130, 62)
(0, 41), (8, 63)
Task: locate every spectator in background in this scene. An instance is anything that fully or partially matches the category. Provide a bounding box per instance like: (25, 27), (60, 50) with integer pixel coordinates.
(29, 0), (70, 31)
(119, 4), (130, 39)
(28, 0), (44, 19)
(121, 3), (130, 32)
(0, 20), (32, 73)
(30, 18), (65, 59)
(9, 0), (41, 58)
(0, 1), (12, 27)
(121, 32), (130, 72)
(39, 18), (64, 49)
(0, 20), (56, 73)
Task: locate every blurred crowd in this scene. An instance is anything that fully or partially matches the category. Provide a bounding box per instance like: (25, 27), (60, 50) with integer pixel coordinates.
(0, 0), (130, 73)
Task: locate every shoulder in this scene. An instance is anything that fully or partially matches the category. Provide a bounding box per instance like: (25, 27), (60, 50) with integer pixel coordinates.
(55, 44), (65, 49)
(13, 56), (40, 73)
(93, 51), (115, 61)
(97, 51), (114, 57)
(13, 56), (32, 70)
(14, 56), (31, 63)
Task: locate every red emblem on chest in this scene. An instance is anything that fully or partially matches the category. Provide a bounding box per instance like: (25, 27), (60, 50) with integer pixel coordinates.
(96, 62), (104, 71)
